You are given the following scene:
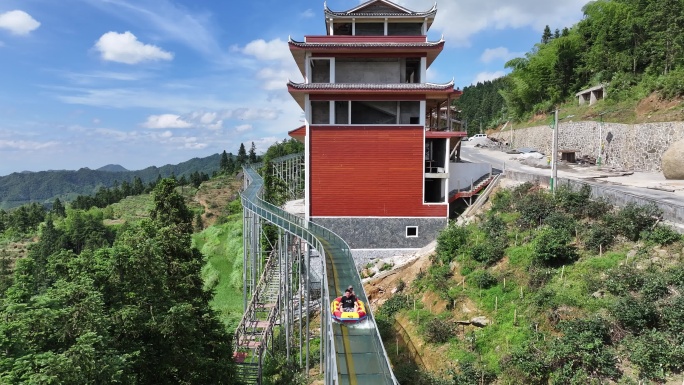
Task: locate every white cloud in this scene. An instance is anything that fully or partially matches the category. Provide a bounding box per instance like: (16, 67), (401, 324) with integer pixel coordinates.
(80, 0), (220, 57)
(159, 130), (173, 138)
(241, 38), (291, 62)
(394, 0), (588, 46)
(142, 114), (192, 129)
(235, 124), (252, 132)
(226, 108), (280, 121)
(95, 31), (173, 64)
(239, 38), (302, 91)
(472, 71), (506, 84)
(480, 47), (524, 63)
(0, 40), (5, 47)
(301, 9), (315, 18)
(0, 139), (58, 150)
(0, 10), (40, 36)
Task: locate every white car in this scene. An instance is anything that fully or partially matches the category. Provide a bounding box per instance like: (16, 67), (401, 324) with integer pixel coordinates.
(467, 134), (486, 141)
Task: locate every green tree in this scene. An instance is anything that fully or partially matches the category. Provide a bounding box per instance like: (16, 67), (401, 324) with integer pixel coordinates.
(248, 142), (258, 163)
(237, 143), (248, 166)
(542, 25), (552, 43)
(220, 150), (230, 171)
(52, 198), (66, 217)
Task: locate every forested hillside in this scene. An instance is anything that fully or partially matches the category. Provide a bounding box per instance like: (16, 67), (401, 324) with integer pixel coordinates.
(0, 179), (239, 384)
(0, 153), (221, 209)
(457, 0), (684, 128)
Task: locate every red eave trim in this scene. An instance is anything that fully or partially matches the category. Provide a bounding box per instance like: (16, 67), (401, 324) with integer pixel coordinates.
(288, 86), (454, 95)
(288, 125), (306, 140)
(305, 35), (428, 43)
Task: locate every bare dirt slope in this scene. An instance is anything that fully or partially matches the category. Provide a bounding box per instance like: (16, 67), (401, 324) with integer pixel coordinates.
(189, 176), (241, 228)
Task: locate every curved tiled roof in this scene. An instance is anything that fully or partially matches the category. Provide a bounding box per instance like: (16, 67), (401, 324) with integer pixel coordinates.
(288, 39), (444, 49)
(288, 80), (454, 91)
(324, 2), (437, 18)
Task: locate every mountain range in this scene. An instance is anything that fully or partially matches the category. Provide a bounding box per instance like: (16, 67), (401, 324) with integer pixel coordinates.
(0, 154), (220, 210)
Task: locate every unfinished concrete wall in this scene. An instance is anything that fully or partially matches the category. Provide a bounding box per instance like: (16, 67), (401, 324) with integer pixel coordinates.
(336, 60), (401, 83)
(491, 121), (684, 172)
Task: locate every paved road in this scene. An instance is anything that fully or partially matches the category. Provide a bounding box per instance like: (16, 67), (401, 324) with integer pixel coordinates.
(460, 144), (684, 209)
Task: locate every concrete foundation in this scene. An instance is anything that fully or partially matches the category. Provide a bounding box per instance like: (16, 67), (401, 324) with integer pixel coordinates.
(311, 216), (446, 249)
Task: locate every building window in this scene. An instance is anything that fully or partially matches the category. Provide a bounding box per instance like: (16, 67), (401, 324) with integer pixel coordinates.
(387, 23), (423, 36)
(355, 22), (384, 36)
(311, 101), (330, 124)
(321, 100), (422, 125)
(335, 101), (349, 124)
(406, 226), (418, 238)
(310, 59), (331, 83)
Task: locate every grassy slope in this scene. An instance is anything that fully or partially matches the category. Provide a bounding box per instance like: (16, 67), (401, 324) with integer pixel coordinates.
(380, 186), (684, 384)
(194, 217), (244, 332)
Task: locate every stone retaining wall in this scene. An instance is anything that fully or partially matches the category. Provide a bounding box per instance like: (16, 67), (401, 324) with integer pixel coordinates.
(491, 121), (684, 172)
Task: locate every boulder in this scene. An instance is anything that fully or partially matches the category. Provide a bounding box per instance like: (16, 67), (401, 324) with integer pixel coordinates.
(470, 316), (490, 327)
(662, 138), (684, 179)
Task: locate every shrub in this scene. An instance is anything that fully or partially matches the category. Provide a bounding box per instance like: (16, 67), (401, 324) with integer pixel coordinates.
(374, 314), (393, 340)
(468, 269), (497, 289)
(661, 296), (684, 339)
(532, 227), (578, 266)
(655, 66), (684, 99)
(491, 189), (512, 212)
(469, 239), (506, 266)
(451, 361), (497, 385)
(549, 317), (619, 383)
(542, 211), (577, 236)
(607, 203), (661, 242)
(642, 224), (682, 246)
(515, 191), (555, 228)
(584, 198), (612, 219)
(380, 262), (393, 271)
(427, 264), (453, 293)
(554, 184), (591, 218)
(528, 267), (554, 289)
(625, 330), (684, 381)
(584, 222), (616, 252)
(423, 316), (455, 344)
(605, 265), (644, 296)
(481, 214), (507, 239)
(640, 273), (669, 301)
(379, 295), (410, 318)
(395, 279), (406, 293)
(435, 222), (470, 264)
(612, 296), (658, 334)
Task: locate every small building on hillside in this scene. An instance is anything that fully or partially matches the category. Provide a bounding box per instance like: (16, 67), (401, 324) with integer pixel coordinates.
(576, 84), (607, 106)
(286, 0), (468, 252)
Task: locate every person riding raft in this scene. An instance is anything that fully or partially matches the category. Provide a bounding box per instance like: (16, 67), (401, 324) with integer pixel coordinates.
(339, 287), (358, 312)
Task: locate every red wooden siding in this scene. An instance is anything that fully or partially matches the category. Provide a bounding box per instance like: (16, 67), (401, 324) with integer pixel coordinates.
(310, 125), (447, 217)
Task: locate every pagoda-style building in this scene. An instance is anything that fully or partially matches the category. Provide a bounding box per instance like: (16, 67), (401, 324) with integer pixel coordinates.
(288, 0), (465, 253)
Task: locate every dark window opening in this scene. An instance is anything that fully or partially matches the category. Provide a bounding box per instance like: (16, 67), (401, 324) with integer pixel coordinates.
(355, 23), (384, 36)
(406, 226), (418, 237)
(335, 101), (349, 124)
(310, 59), (330, 83)
(424, 179), (445, 203)
(351, 101), (397, 124)
(405, 58), (421, 83)
(333, 23), (352, 35)
(311, 101), (330, 124)
(388, 23), (423, 36)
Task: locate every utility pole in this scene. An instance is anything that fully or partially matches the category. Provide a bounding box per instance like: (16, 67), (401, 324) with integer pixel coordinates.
(551, 109), (559, 194)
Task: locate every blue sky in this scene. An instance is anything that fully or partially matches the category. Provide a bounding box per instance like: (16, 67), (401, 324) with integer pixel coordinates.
(0, 0), (590, 176)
